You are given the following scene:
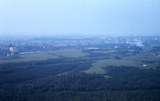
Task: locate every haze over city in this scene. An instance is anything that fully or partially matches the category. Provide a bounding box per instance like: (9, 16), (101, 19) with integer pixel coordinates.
(0, 0), (160, 37)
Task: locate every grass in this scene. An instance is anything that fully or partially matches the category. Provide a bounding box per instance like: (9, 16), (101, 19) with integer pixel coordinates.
(84, 54), (160, 75)
(0, 48), (87, 64)
(52, 48), (88, 58)
(84, 59), (141, 74)
(0, 51), (58, 64)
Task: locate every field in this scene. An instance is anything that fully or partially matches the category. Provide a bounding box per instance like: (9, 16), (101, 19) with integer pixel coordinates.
(0, 48), (87, 64)
(84, 59), (141, 74)
(84, 51), (160, 75)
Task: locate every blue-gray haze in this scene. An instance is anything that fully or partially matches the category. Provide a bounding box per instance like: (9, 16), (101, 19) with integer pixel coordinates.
(0, 0), (160, 37)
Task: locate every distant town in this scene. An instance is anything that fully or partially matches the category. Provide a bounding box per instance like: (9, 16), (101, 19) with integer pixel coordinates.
(0, 36), (160, 57)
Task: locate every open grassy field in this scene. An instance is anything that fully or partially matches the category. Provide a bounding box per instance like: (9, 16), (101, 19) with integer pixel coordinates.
(52, 48), (88, 58)
(84, 59), (141, 74)
(0, 48), (87, 64)
(84, 54), (160, 75)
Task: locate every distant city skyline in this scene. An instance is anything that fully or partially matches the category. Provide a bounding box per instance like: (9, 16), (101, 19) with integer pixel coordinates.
(0, 0), (160, 37)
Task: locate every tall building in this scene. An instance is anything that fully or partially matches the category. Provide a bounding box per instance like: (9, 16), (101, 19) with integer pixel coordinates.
(7, 44), (18, 56)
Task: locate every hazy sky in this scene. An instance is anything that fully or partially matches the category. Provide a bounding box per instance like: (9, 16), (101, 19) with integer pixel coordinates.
(0, 0), (160, 36)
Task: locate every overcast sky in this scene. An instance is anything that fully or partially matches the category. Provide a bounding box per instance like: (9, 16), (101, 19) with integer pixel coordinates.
(0, 0), (160, 37)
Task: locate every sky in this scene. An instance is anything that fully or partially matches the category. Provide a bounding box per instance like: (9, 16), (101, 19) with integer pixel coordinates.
(0, 0), (160, 37)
